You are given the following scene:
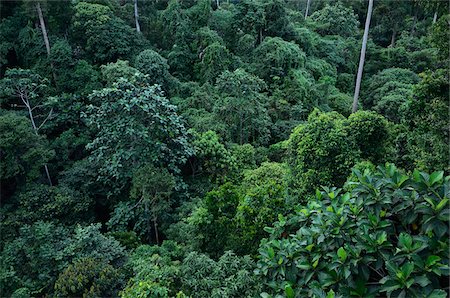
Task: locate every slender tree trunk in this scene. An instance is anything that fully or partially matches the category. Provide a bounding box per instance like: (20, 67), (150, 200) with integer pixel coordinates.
(20, 93), (53, 186)
(134, 0), (141, 33)
(216, 0), (220, 8)
(432, 11), (438, 23)
(145, 201), (152, 243)
(410, 9), (418, 35)
(36, 2), (50, 56)
(390, 25), (397, 47)
(305, 0), (311, 19)
(154, 217), (159, 245)
(352, 0), (373, 114)
(36, 2), (57, 84)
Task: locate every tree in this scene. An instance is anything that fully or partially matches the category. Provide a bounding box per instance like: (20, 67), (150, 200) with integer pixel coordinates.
(34, 1), (57, 82)
(214, 69), (271, 145)
(252, 37), (306, 82)
(196, 42), (232, 83)
(134, 49), (171, 87)
(0, 69), (54, 185)
(352, 0), (374, 113)
(288, 109), (392, 194)
(305, 0), (311, 18)
(5, 183), (93, 227)
(100, 59), (140, 86)
(363, 68), (419, 122)
(71, 2), (143, 63)
(0, 113), (53, 183)
(129, 164), (176, 244)
(311, 2), (359, 37)
(54, 257), (124, 298)
(134, 0), (141, 32)
(84, 79), (192, 195)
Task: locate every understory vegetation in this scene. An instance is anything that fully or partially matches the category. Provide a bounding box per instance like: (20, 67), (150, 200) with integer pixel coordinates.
(0, 0), (449, 297)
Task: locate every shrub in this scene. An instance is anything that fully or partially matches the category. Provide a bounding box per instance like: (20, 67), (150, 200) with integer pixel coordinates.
(256, 164), (449, 297)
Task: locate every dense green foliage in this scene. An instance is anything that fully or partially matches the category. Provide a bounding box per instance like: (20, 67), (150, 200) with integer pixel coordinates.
(1, 0), (448, 297)
(257, 164), (449, 297)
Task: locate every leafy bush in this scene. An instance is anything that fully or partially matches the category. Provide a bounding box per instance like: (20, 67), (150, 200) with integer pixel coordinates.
(288, 110), (393, 194)
(256, 164), (449, 298)
(54, 257), (125, 298)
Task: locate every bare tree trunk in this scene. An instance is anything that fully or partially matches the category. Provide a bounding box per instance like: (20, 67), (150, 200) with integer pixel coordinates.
(36, 2), (50, 56)
(134, 0), (141, 33)
(145, 201), (152, 243)
(352, 0), (373, 114)
(410, 9), (418, 35)
(154, 217), (159, 245)
(305, 0), (311, 19)
(216, 0), (220, 8)
(390, 25), (397, 47)
(20, 93), (53, 186)
(432, 11), (438, 24)
(36, 2), (57, 84)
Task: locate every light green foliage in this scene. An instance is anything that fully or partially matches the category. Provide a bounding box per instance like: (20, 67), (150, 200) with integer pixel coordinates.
(0, 113), (53, 181)
(347, 111), (391, 164)
(121, 241), (184, 298)
(256, 164), (449, 297)
(214, 69), (271, 145)
(403, 69), (449, 172)
(123, 242), (260, 298)
(288, 110), (359, 194)
(84, 80), (192, 194)
(54, 257), (124, 298)
(180, 251), (261, 298)
(314, 35), (359, 74)
(191, 130), (236, 181)
(187, 162), (291, 256)
(288, 110), (393, 194)
(252, 37), (306, 81)
(229, 143), (257, 172)
(235, 162), (291, 254)
(327, 92), (353, 117)
(100, 59), (140, 86)
(311, 2), (359, 37)
(190, 183), (241, 256)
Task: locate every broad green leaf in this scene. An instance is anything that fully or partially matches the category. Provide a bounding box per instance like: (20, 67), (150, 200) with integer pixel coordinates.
(429, 171), (444, 185)
(337, 247), (347, 262)
(285, 284), (295, 298)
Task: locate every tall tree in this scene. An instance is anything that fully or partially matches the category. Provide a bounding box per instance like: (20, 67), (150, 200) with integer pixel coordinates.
(35, 2), (50, 56)
(304, 0), (311, 18)
(352, 0), (374, 113)
(1, 69), (53, 185)
(134, 0), (141, 32)
(35, 1), (57, 82)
